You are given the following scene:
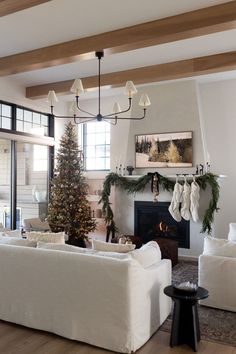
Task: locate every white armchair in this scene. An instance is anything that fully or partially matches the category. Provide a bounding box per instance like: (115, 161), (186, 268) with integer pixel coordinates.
(199, 235), (236, 312)
(22, 218), (50, 232)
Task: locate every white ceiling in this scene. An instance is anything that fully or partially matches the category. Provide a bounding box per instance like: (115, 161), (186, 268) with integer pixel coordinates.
(1, 0), (236, 100)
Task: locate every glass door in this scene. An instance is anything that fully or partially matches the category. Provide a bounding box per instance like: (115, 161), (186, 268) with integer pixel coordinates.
(0, 139), (11, 228)
(16, 142), (49, 229)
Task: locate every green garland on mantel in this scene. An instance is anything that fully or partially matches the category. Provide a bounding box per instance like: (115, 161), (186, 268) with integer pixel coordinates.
(99, 172), (220, 236)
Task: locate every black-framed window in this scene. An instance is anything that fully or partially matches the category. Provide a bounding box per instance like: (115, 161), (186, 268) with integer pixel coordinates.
(16, 107), (49, 136)
(0, 103), (12, 130)
(83, 122), (110, 171)
(0, 99), (52, 138)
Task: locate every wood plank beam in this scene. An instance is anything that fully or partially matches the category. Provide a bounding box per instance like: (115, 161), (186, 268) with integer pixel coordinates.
(0, 0), (51, 17)
(26, 50), (236, 99)
(2, 1), (236, 76)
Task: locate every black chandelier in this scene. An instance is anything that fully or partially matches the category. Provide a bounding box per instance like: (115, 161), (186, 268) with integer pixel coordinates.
(47, 51), (151, 125)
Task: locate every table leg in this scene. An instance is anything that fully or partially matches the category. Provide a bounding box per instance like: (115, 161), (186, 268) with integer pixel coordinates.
(170, 299), (199, 352)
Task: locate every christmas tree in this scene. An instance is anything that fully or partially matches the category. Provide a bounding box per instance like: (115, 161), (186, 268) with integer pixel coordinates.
(47, 122), (96, 244)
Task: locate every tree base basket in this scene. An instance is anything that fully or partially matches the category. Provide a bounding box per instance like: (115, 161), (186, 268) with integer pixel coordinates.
(66, 237), (86, 248)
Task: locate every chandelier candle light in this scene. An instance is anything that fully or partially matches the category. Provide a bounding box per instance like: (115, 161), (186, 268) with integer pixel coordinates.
(47, 51), (151, 125)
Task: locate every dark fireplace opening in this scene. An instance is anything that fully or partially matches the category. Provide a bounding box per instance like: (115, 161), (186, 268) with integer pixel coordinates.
(134, 201), (190, 248)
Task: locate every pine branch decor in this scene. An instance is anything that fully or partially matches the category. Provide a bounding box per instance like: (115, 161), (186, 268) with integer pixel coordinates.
(99, 172), (220, 235)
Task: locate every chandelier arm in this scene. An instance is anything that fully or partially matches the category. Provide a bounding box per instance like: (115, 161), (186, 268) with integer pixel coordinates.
(73, 116), (98, 124)
(76, 96), (96, 117)
(105, 98), (132, 118)
(103, 117), (118, 126)
(104, 109), (146, 121)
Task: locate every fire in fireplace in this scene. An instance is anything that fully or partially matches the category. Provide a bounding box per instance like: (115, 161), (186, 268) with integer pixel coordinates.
(134, 201), (190, 248)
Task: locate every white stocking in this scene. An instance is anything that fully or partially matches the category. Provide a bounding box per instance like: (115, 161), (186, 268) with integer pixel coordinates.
(168, 178), (183, 222)
(181, 178), (191, 221)
(190, 177), (200, 222)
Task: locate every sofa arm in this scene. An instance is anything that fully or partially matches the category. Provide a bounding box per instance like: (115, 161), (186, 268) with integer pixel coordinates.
(199, 254), (236, 312)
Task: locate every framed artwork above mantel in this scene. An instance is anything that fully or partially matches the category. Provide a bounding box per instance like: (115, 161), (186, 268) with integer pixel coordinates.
(135, 131), (193, 168)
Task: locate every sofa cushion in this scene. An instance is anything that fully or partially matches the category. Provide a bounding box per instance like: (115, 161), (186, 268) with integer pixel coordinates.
(26, 231), (65, 244)
(3, 230), (21, 237)
(37, 242), (94, 254)
(228, 223), (236, 241)
(92, 239), (135, 253)
(203, 236), (236, 258)
(0, 237), (37, 247)
(130, 241), (162, 268)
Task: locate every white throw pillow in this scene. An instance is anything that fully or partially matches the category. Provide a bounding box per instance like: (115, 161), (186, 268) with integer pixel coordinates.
(0, 237), (37, 247)
(26, 231), (65, 244)
(130, 241), (162, 268)
(3, 230), (21, 238)
(203, 236), (236, 258)
(92, 239), (135, 253)
(228, 223), (236, 241)
(37, 242), (94, 254)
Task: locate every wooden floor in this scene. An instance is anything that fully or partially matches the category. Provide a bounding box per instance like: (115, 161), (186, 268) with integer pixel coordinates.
(0, 321), (235, 354)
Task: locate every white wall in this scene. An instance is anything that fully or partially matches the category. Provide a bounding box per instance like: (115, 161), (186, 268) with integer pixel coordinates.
(198, 79), (236, 238)
(81, 80), (211, 258)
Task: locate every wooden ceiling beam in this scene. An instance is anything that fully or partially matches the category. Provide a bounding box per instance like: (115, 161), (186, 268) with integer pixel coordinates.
(26, 50), (236, 99)
(2, 1), (236, 75)
(0, 0), (51, 17)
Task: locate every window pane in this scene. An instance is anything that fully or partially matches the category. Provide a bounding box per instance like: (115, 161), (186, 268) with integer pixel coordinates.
(106, 158), (110, 170)
(33, 113), (41, 124)
(16, 120), (24, 131)
(16, 108), (23, 120)
(96, 145), (105, 158)
(2, 117), (11, 129)
(87, 134), (96, 145)
(24, 121), (32, 132)
(33, 145), (48, 171)
(86, 158), (96, 170)
(2, 104), (11, 117)
(24, 110), (32, 122)
(87, 123), (96, 133)
(96, 158), (106, 170)
(30, 126), (45, 136)
(106, 132), (110, 144)
(106, 145), (110, 156)
(96, 133), (106, 145)
(86, 146), (95, 158)
(96, 124), (106, 133)
(41, 115), (48, 126)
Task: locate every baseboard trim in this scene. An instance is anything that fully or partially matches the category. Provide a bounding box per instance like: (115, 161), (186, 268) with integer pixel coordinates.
(179, 255), (198, 262)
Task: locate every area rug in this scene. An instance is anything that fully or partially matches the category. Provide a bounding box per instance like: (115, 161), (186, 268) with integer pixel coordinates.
(160, 261), (236, 347)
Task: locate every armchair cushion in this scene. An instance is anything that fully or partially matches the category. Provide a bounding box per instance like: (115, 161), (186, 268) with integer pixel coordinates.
(228, 223), (236, 241)
(23, 218), (50, 232)
(203, 236), (236, 258)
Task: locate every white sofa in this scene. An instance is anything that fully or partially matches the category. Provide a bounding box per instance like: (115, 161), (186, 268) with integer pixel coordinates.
(0, 244), (171, 353)
(199, 235), (236, 312)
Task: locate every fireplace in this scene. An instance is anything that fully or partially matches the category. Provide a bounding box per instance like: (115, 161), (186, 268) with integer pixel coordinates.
(134, 201), (190, 248)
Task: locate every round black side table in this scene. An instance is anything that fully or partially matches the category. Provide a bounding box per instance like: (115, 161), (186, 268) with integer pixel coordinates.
(164, 285), (208, 352)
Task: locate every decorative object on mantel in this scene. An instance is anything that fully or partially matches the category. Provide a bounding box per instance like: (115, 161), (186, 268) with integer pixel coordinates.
(99, 172), (220, 237)
(151, 172), (159, 202)
(126, 165), (135, 176)
(47, 51), (151, 126)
